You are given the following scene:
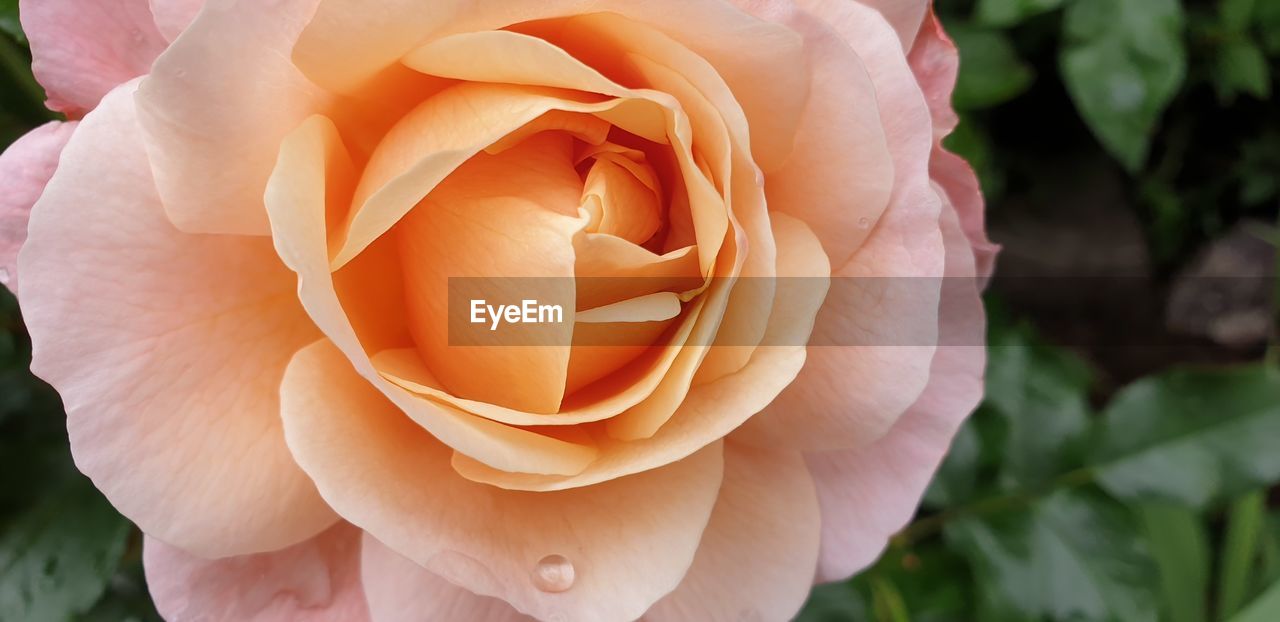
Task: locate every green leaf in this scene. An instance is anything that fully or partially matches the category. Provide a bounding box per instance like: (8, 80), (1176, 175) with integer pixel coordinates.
(0, 478), (130, 622)
(1059, 0), (1187, 172)
(1221, 0), (1257, 32)
(985, 325), (1092, 488)
(1218, 493), (1268, 620)
(950, 25), (1035, 110)
(76, 559), (163, 622)
(1215, 39), (1271, 102)
(1230, 580), (1280, 622)
(923, 417), (983, 508)
(795, 582), (871, 622)
(1259, 0), (1280, 53)
(946, 489), (1160, 622)
(1137, 504), (1209, 622)
(0, 0), (21, 45)
(975, 0), (1066, 27)
(1091, 365), (1280, 509)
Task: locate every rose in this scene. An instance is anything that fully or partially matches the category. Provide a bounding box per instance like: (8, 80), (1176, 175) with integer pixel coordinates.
(0, 0), (996, 620)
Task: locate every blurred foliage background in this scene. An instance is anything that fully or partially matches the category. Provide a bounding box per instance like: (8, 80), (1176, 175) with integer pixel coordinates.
(0, 0), (1278, 621)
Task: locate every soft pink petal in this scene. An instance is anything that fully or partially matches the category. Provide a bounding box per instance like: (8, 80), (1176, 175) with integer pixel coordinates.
(734, 0), (944, 452)
(809, 197), (986, 582)
(280, 338), (725, 622)
(931, 148), (999, 281)
(20, 0), (167, 114)
(0, 121), (75, 294)
(906, 7), (999, 280)
(908, 8), (960, 142)
(144, 523), (369, 622)
(732, 2), (895, 265)
(149, 0), (205, 41)
(20, 82), (336, 557)
(852, 0), (928, 51)
(361, 536), (534, 622)
(136, 0), (328, 235)
(645, 442), (821, 622)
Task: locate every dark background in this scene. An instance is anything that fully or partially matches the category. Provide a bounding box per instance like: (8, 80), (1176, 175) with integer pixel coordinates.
(1, 0), (1279, 620)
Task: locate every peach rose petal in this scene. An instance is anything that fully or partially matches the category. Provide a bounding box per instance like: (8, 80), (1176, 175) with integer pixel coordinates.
(397, 134), (581, 414)
(454, 214), (827, 491)
(20, 83), (337, 557)
(645, 442), (821, 622)
(279, 338), (725, 622)
(136, 0), (329, 236)
(149, 0), (205, 41)
(265, 115), (599, 476)
(0, 121), (76, 294)
(19, 0), (167, 115)
(144, 523), (370, 622)
(294, 0), (805, 170)
(395, 36), (730, 277)
(361, 537), (534, 622)
(809, 197), (986, 582)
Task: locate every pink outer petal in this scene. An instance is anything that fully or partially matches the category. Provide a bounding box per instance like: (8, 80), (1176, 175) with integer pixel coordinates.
(732, 0), (944, 452)
(908, 8), (960, 142)
(144, 523), (370, 622)
(19, 82), (336, 558)
(361, 536), (534, 622)
(0, 121), (76, 294)
(20, 0), (168, 114)
(149, 0), (206, 41)
(644, 442), (821, 622)
(907, 7), (1000, 281)
(853, 0), (928, 51)
(808, 196), (987, 582)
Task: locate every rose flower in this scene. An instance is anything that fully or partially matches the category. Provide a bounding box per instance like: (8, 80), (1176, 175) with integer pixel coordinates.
(0, 0), (996, 620)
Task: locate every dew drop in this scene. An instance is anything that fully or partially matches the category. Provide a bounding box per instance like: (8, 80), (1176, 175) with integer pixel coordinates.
(0, 267), (9, 285)
(857, 217), (871, 230)
(532, 554), (575, 593)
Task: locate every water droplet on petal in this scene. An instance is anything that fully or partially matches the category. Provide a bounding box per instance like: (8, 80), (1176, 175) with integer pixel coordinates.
(857, 217), (871, 230)
(532, 554), (575, 593)
(0, 267), (10, 285)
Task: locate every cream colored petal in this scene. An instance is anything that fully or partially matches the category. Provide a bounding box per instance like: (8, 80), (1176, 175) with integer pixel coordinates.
(280, 341), (725, 622)
(136, 0), (329, 236)
(294, 0), (806, 169)
(149, 0), (204, 41)
(21, 83), (336, 557)
(645, 442), (821, 622)
(266, 115), (597, 476)
(574, 237), (702, 310)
